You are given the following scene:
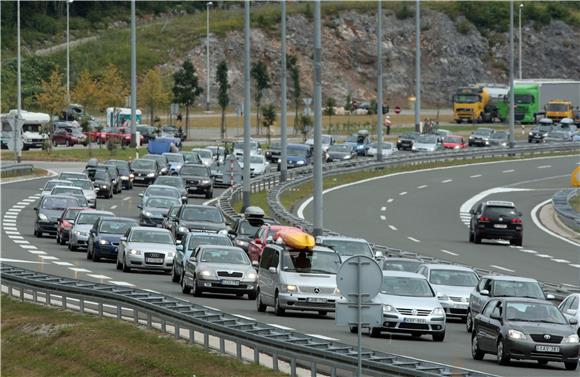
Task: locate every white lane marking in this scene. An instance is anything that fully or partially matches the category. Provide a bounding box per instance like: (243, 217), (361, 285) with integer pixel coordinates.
(441, 179), (453, 183)
(531, 199), (580, 248)
(470, 174), (482, 178)
(21, 199), (36, 203)
(2, 219), (16, 223)
(16, 202), (29, 205)
(13, 240), (30, 244)
(87, 274), (111, 280)
(380, 206), (386, 211)
(399, 191), (407, 196)
(388, 225), (398, 231)
(12, 205), (26, 209)
(7, 209), (21, 213)
(537, 165), (551, 169)
(407, 237), (420, 243)
(0, 258), (44, 264)
(69, 268), (92, 273)
(109, 281), (135, 287)
(502, 169), (515, 173)
(440, 249), (459, 256)
(28, 250), (47, 255)
(268, 324), (295, 331)
(123, 197), (131, 201)
(53, 261), (74, 266)
(459, 187), (533, 226)
(387, 198), (394, 203)
(490, 265), (515, 273)
(509, 245), (523, 249)
(552, 259), (570, 264)
(5, 231), (20, 235)
(570, 264), (580, 269)
(521, 249), (538, 254)
(306, 334), (339, 341)
(417, 184), (428, 189)
(231, 314), (255, 321)
(110, 205), (118, 210)
(8, 235), (24, 240)
(39, 256), (59, 260)
(203, 305), (219, 311)
(536, 254), (552, 258)
(3, 226), (18, 231)
(3, 215), (18, 219)
(380, 215), (386, 221)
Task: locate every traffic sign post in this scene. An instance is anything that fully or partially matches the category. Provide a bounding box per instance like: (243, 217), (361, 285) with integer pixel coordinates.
(335, 256), (383, 377)
(395, 106), (401, 114)
(222, 154), (242, 186)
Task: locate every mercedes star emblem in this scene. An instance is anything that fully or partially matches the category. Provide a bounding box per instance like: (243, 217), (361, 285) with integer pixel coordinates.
(411, 309), (418, 316)
(314, 287), (320, 294)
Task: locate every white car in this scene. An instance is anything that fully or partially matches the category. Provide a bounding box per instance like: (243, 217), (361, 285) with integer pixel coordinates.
(234, 139), (260, 156)
(117, 227), (176, 273)
(191, 148), (214, 167)
(49, 186), (89, 207)
(559, 293), (580, 335)
(40, 179), (72, 197)
(238, 155), (270, 176)
(367, 142), (396, 157)
(69, 179), (98, 208)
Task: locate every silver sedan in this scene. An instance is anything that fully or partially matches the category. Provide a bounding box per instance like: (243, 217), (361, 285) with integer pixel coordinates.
(117, 227), (176, 273)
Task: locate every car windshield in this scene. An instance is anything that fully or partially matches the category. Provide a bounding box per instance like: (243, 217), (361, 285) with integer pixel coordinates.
(330, 145), (351, 152)
(154, 177), (183, 188)
(188, 235), (232, 250)
(71, 128), (84, 136)
(506, 302), (566, 324)
(288, 147), (307, 157)
(164, 154), (184, 163)
(99, 220), (135, 234)
(200, 248), (249, 264)
(70, 180), (93, 190)
(180, 165), (208, 176)
(322, 240), (373, 258)
(282, 250), (341, 274)
(64, 209), (83, 220)
(145, 197), (181, 208)
(515, 94), (533, 104)
(94, 170), (109, 180)
(491, 132), (507, 139)
(239, 220), (261, 236)
(194, 150), (212, 158)
(429, 270), (479, 287)
(383, 259), (421, 272)
(146, 187), (179, 198)
(493, 281), (545, 299)
(129, 230), (173, 244)
(538, 125), (553, 132)
(483, 206), (518, 217)
(77, 212), (111, 225)
(416, 135), (438, 143)
(474, 129), (492, 136)
(181, 207), (223, 223)
(270, 142), (281, 150)
(52, 187), (83, 196)
(42, 197), (80, 210)
(60, 173), (86, 180)
(381, 276), (434, 297)
(444, 136), (462, 144)
(454, 94), (479, 103)
(132, 159), (155, 169)
(547, 104), (569, 112)
(44, 181), (71, 191)
(251, 156), (264, 164)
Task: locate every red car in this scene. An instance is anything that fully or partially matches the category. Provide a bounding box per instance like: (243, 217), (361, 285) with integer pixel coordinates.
(56, 207), (93, 245)
(442, 135), (467, 150)
(52, 128), (88, 147)
(247, 225), (302, 262)
(97, 127), (143, 146)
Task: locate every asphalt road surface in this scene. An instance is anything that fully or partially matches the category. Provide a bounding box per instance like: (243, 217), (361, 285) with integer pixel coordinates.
(1, 158), (578, 376)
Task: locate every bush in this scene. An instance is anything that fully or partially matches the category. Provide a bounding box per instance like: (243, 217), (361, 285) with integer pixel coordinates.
(457, 19), (472, 35)
(395, 4), (414, 20)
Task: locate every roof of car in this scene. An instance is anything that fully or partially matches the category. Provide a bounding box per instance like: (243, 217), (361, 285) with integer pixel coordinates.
(196, 245), (244, 252)
(78, 210), (114, 216)
(484, 200), (515, 207)
(420, 264), (475, 272)
(384, 257), (423, 262)
(382, 271), (427, 279)
(100, 217), (137, 223)
(481, 275), (538, 282)
(317, 236), (369, 243)
(495, 297), (552, 304)
(131, 226), (170, 233)
(146, 184), (179, 191)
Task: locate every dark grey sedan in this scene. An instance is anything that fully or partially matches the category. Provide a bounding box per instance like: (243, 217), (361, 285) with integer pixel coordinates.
(327, 144), (356, 162)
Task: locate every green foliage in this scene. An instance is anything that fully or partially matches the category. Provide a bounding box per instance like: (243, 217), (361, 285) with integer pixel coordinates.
(345, 93), (353, 112)
(251, 61), (271, 135)
(286, 55), (301, 135)
(172, 61), (203, 137)
(261, 103), (276, 144)
(457, 19), (472, 35)
(395, 4), (414, 20)
(216, 60), (230, 140)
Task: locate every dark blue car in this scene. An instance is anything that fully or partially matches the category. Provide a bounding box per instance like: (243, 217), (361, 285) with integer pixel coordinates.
(87, 217), (138, 262)
(278, 144), (312, 170)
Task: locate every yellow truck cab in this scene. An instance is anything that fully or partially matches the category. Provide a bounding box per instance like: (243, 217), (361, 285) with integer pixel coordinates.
(453, 84), (508, 123)
(545, 100), (573, 122)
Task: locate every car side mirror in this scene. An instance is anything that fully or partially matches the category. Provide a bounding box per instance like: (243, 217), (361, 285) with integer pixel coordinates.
(138, 193), (143, 197)
(469, 209), (475, 214)
(546, 294), (555, 300)
(189, 256), (196, 262)
(480, 289), (489, 296)
(268, 266), (277, 274)
(490, 311), (502, 321)
(176, 240), (181, 245)
(569, 318), (578, 325)
(33, 207), (38, 212)
(252, 260), (259, 268)
(255, 239), (262, 245)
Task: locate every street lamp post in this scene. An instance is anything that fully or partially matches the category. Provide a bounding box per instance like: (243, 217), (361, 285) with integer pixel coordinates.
(519, 3), (523, 80)
(414, 0), (421, 133)
(206, 1), (214, 112)
(66, 0), (73, 104)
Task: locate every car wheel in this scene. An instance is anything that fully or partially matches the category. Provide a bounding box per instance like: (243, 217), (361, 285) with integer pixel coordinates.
(116, 258), (122, 270)
(469, 229), (474, 243)
(122, 256), (131, 272)
(181, 275), (191, 294)
(171, 264), (180, 283)
(274, 293), (285, 316)
(86, 246), (92, 260)
(349, 326), (358, 334)
(473, 231), (482, 244)
(369, 327), (381, 338)
(432, 331), (445, 342)
(564, 361), (578, 371)
(192, 276), (202, 297)
(34, 227), (41, 237)
(92, 249), (100, 262)
(68, 242), (77, 251)
(466, 310), (473, 333)
(510, 237), (523, 247)
(205, 191), (213, 199)
(65, 140), (70, 147)
(471, 335), (485, 360)
(318, 311), (328, 316)
(247, 291), (257, 300)
(256, 291), (267, 312)
(496, 339), (510, 365)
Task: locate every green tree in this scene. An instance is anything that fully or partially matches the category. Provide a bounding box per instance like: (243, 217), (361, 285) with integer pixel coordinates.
(261, 103), (276, 145)
(139, 67), (171, 124)
(299, 114), (312, 142)
(95, 64), (128, 112)
(35, 69), (67, 152)
(324, 97), (336, 133)
(287, 54), (301, 135)
(251, 61), (271, 135)
(72, 69), (99, 113)
(172, 61), (203, 139)
(216, 60), (230, 141)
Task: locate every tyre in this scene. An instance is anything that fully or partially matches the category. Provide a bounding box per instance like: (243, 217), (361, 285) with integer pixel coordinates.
(116, 258), (122, 270)
(469, 229), (474, 243)
(65, 140), (70, 147)
(171, 263), (180, 283)
(496, 339), (510, 365)
(369, 327), (381, 338)
(181, 275), (191, 294)
(122, 256), (131, 272)
(256, 291), (267, 312)
(471, 335), (484, 360)
(68, 242), (77, 251)
(510, 237), (523, 247)
(466, 310), (473, 333)
(205, 191), (213, 199)
(34, 227), (41, 237)
(432, 331), (445, 342)
(247, 291), (257, 300)
(191, 276), (202, 297)
(274, 294), (285, 316)
(92, 249), (100, 262)
(564, 361), (578, 371)
(349, 326), (358, 334)
(473, 231), (482, 244)
(318, 311), (328, 316)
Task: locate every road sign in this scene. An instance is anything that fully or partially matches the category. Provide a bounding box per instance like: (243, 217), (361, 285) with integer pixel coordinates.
(336, 256), (382, 302)
(335, 303), (383, 327)
(395, 106), (401, 114)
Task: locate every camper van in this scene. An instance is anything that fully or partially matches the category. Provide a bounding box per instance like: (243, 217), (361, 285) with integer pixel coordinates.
(106, 107), (142, 128)
(1, 110), (50, 151)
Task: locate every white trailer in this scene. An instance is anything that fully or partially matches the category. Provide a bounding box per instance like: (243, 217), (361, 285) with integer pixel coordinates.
(1, 110), (50, 151)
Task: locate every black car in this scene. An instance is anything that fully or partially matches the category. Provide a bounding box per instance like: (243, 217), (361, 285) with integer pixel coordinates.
(106, 160), (134, 189)
(34, 195), (84, 237)
(153, 175), (188, 202)
(87, 217), (138, 262)
(327, 144), (356, 162)
(396, 132), (420, 151)
(469, 200), (523, 246)
(229, 217), (278, 252)
(136, 125), (158, 144)
(183, 152), (203, 165)
(131, 158), (161, 185)
(265, 141), (282, 163)
(490, 131), (509, 147)
(468, 128), (495, 147)
(100, 164), (123, 194)
(528, 124), (553, 143)
(144, 154), (169, 175)
(179, 164), (214, 199)
(168, 204), (227, 241)
(472, 297), (578, 370)
(93, 169), (114, 199)
(139, 196), (182, 227)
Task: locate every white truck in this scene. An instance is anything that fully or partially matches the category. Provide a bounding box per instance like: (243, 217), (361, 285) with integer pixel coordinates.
(106, 107), (142, 128)
(1, 110), (50, 151)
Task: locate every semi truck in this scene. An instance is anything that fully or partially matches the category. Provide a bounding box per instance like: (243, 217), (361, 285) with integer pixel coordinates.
(453, 84), (508, 123)
(497, 80), (580, 124)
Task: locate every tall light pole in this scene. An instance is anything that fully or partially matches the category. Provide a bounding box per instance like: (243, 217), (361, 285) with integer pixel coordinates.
(280, 1), (288, 182)
(518, 3), (523, 80)
(376, 0), (383, 162)
(66, 0), (73, 103)
(206, 1), (214, 112)
(130, 0), (137, 147)
(242, 0), (251, 210)
(16, 0), (22, 162)
(509, 1), (515, 148)
(414, 0), (421, 133)
(313, 0), (323, 237)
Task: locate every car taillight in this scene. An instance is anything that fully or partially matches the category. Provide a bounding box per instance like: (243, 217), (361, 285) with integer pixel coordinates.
(478, 216), (491, 222)
(62, 220), (72, 229)
(511, 218), (522, 224)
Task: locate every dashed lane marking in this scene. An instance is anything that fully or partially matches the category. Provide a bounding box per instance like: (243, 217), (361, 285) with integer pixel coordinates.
(27, 250), (47, 255)
(490, 265), (515, 273)
(87, 274), (111, 280)
(110, 205), (118, 210)
(441, 179), (453, 183)
(3, 226), (18, 231)
(203, 305), (220, 311)
(399, 192), (407, 196)
(470, 174), (482, 178)
(232, 314), (255, 321)
(388, 225), (398, 231)
(380, 207), (386, 211)
(536, 254), (552, 258)
(502, 169), (515, 173)
(407, 237), (420, 243)
(8, 235), (24, 240)
(417, 185), (428, 189)
(38, 256), (59, 260)
(21, 199), (36, 203)
(537, 165), (551, 169)
(5, 231), (20, 235)
(52, 261), (74, 266)
(440, 249), (459, 256)
(552, 259), (570, 264)
(69, 268), (92, 273)
(570, 264), (580, 269)
(109, 281), (135, 287)
(521, 249), (538, 254)
(0, 258), (44, 264)
(306, 334), (339, 341)
(13, 240), (30, 244)
(123, 197), (131, 201)
(380, 215), (386, 221)
(387, 198), (394, 203)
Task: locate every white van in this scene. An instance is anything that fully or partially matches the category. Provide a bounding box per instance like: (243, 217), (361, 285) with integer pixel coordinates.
(1, 110), (50, 151)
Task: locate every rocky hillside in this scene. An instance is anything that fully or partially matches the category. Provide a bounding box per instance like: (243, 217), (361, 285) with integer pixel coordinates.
(183, 7), (579, 108)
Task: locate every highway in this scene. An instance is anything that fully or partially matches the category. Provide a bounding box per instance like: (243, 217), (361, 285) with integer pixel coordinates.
(2, 158), (578, 376)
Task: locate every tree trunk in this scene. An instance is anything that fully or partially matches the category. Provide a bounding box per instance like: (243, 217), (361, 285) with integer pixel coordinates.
(185, 105), (190, 140)
(150, 107), (154, 125)
(294, 100), (299, 135)
(256, 103), (260, 136)
(220, 107), (226, 141)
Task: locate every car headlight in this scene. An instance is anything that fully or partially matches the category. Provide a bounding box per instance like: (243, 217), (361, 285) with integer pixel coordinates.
(38, 213), (48, 221)
(432, 307), (445, 316)
(75, 231), (88, 237)
(128, 249), (141, 256)
(166, 251), (175, 258)
(218, 229), (228, 235)
(178, 226), (188, 233)
(411, 145), (417, 150)
(334, 287), (341, 295)
(469, 135), (474, 140)
(528, 132), (533, 136)
(201, 179), (211, 184)
(562, 334), (580, 344)
(161, 168), (168, 173)
(383, 304), (396, 313)
(99, 239), (109, 245)
(121, 176), (128, 180)
(245, 271), (257, 281)
(143, 211), (153, 217)
(129, 173), (134, 178)
(343, 155), (351, 160)
(296, 160), (305, 165)
(280, 284), (298, 293)
(147, 173), (155, 177)
(454, 145), (460, 149)
(102, 185), (108, 189)
(235, 239), (249, 247)
(199, 270), (212, 278)
(507, 329), (527, 340)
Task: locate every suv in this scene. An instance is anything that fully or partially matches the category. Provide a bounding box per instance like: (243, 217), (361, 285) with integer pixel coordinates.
(179, 164), (214, 199)
(469, 200), (523, 246)
(466, 275), (554, 332)
(468, 128), (495, 147)
(167, 204), (227, 241)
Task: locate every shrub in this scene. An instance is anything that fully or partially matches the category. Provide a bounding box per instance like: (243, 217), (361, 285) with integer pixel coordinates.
(395, 4), (414, 20)
(457, 19), (472, 35)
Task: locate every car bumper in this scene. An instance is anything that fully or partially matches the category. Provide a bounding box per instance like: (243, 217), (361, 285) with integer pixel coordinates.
(186, 185), (211, 195)
(478, 226), (522, 240)
(470, 139), (490, 146)
(195, 278), (256, 294)
(439, 301), (469, 317)
(127, 255), (173, 271)
(133, 176), (155, 185)
(504, 338), (579, 363)
(37, 221), (57, 234)
(277, 292), (338, 312)
(70, 234), (89, 247)
(95, 187), (111, 197)
(379, 313), (446, 334)
(94, 243), (119, 258)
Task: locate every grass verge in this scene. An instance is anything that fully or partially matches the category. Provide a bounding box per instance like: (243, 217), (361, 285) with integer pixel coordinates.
(569, 193), (580, 213)
(0, 147), (148, 162)
(1, 295), (285, 377)
(0, 167), (49, 179)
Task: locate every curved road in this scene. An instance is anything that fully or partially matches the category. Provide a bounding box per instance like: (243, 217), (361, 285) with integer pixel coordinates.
(1, 158), (578, 376)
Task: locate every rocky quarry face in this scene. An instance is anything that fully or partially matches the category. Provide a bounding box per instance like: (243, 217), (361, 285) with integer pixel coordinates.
(183, 8), (579, 108)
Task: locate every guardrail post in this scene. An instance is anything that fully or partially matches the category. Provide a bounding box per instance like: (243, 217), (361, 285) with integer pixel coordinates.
(33, 290), (37, 303)
(330, 366), (337, 377)
(290, 358), (297, 377)
(161, 319), (166, 333)
(147, 313), (152, 328)
(236, 342), (242, 360)
(254, 347), (259, 364)
(80, 298), (84, 313)
(272, 353), (279, 371)
(47, 290), (51, 306)
(175, 324), (180, 339)
(117, 305), (122, 319)
(133, 307), (138, 324)
(204, 330), (209, 348)
(20, 287), (24, 302)
(219, 337), (225, 353)
(98, 302), (103, 317)
(310, 362), (316, 377)
(189, 329), (195, 345)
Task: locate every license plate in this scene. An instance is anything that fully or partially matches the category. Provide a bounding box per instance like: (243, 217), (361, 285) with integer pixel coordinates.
(135, 176), (144, 180)
(536, 345), (560, 353)
(146, 258), (164, 264)
(221, 280), (239, 286)
(308, 297), (327, 303)
(403, 317), (427, 324)
(494, 224), (507, 229)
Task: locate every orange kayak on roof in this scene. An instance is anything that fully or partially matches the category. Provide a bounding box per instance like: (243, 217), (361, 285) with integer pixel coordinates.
(274, 228), (315, 250)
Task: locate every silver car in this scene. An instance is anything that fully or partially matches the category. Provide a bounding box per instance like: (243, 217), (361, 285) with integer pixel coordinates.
(50, 186), (88, 208)
(69, 179), (98, 208)
(412, 134), (441, 153)
(316, 236), (380, 260)
(364, 271), (446, 341)
(117, 226), (176, 273)
(559, 293), (580, 335)
(40, 179), (72, 197)
(416, 264), (480, 321)
(181, 245), (257, 299)
(367, 142), (396, 157)
(138, 184), (182, 207)
(256, 245), (342, 316)
(191, 148), (214, 167)
(69, 210), (114, 250)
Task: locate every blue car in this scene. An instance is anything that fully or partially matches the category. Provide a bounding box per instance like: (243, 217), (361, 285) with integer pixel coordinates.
(87, 217), (138, 262)
(278, 144), (312, 170)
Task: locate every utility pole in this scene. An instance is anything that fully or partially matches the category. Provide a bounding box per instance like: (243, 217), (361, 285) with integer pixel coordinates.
(16, 0), (22, 163)
(242, 0), (251, 210)
(280, 1), (288, 182)
(130, 0), (137, 147)
(414, 0), (421, 133)
(313, 0), (323, 237)
(206, 2), (214, 112)
(376, 0), (383, 162)
(519, 3), (523, 80)
(66, 0), (73, 103)
(509, 1), (515, 148)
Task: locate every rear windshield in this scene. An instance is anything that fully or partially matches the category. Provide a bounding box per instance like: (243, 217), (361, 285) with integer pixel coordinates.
(493, 280), (544, 299)
(99, 220), (136, 234)
(44, 181), (72, 191)
(164, 154), (184, 163)
(77, 212), (112, 225)
(129, 230), (173, 244)
(188, 235), (232, 250)
(132, 159), (156, 169)
(146, 187), (179, 198)
(42, 197), (80, 210)
(382, 259), (421, 273)
(483, 206), (518, 217)
(180, 166), (208, 176)
(381, 276), (434, 297)
(71, 180), (93, 190)
(145, 197), (181, 208)
(64, 209), (83, 220)
(181, 207), (223, 223)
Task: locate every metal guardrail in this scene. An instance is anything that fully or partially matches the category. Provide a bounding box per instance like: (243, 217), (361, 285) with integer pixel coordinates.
(1, 265), (494, 377)
(552, 188), (580, 232)
(216, 142), (580, 300)
(0, 163), (33, 176)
